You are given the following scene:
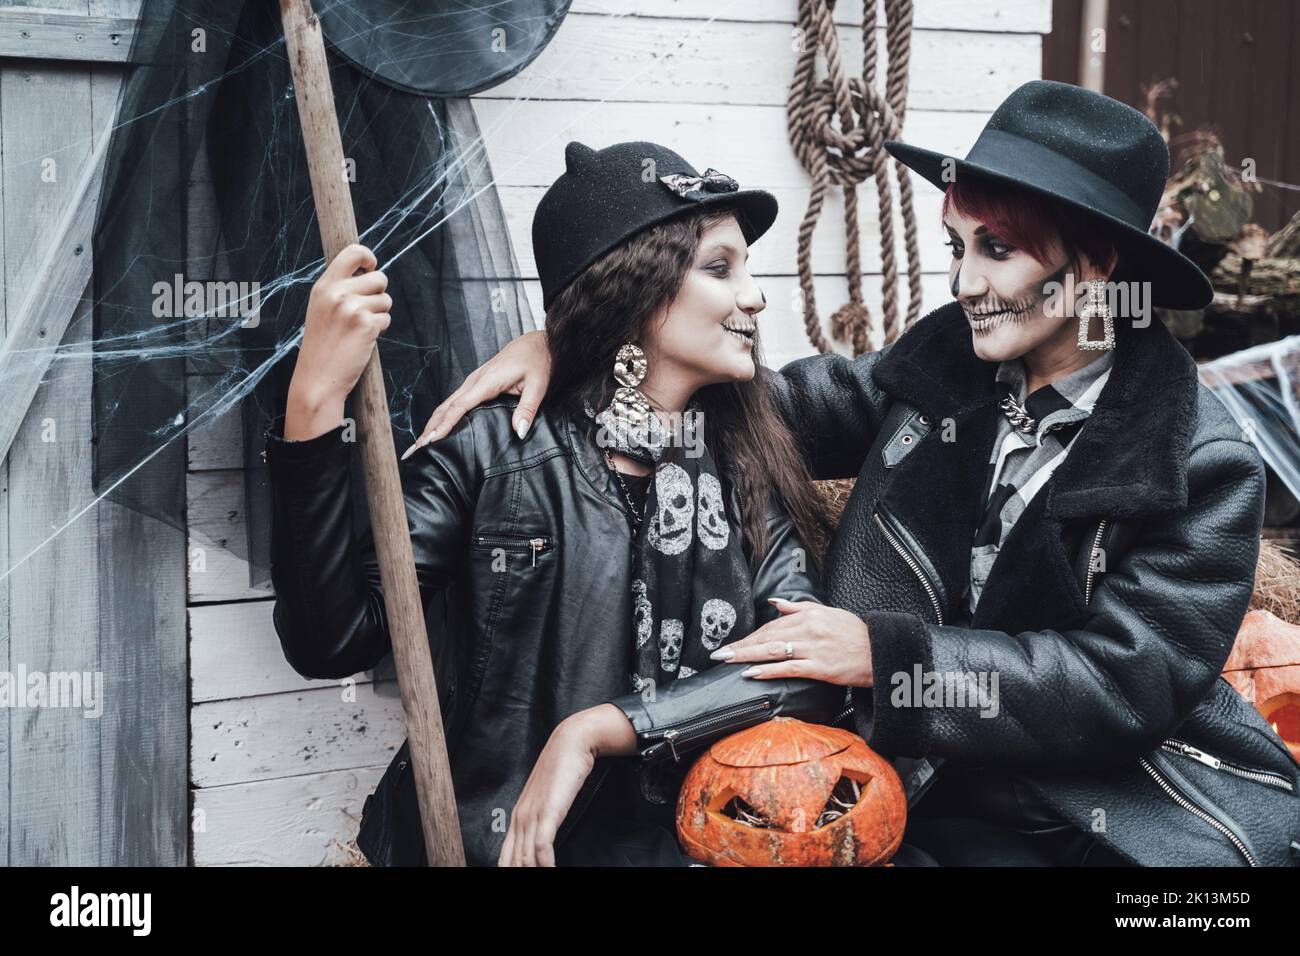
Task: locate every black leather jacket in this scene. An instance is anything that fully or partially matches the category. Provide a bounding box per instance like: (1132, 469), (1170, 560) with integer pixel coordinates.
(764, 300), (1300, 866)
(264, 400), (847, 867)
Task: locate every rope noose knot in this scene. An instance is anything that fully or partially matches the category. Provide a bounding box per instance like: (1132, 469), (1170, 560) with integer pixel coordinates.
(786, 0), (923, 356)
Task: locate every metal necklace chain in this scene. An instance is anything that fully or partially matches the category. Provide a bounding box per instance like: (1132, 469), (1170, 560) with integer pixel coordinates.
(602, 447), (646, 527)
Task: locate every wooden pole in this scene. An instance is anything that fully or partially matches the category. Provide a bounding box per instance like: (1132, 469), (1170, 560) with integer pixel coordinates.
(278, 0), (465, 866)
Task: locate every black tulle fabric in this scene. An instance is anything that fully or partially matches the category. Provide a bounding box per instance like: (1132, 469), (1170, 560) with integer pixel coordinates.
(91, 0), (567, 590)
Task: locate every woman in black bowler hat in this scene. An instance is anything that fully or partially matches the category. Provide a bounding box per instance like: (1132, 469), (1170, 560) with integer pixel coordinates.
(266, 138), (903, 866)
(423, 80), (1300, 866)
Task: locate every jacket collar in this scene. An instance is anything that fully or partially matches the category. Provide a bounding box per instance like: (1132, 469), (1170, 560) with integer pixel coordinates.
(563, 412), (629, 512)
(872, 299), (1200, 521)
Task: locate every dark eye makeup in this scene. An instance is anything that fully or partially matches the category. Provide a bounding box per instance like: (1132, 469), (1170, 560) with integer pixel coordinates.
(943, 233), (1014, 260)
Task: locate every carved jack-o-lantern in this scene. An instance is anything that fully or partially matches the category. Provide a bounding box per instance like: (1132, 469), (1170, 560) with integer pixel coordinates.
(676, 717), (906, 867)
(1222, 609), (1300, 759)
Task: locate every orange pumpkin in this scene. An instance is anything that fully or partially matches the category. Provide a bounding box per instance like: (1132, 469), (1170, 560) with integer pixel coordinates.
(676, 717), (906, 867)
(1222, 609), (1300, 760)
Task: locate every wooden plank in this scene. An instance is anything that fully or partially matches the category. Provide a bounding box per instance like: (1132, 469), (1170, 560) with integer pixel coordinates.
(3, 56), (100, 865)
(570, 0), (1053, 33)
(192, 765), (385, 866)
(474, 102), (990, 190)
(0, 39), (7, 876)
(186, 375), (244, 471)
(90, 0), (188, 858)
(0, 103), (113, 466)
(190, 685), (406, 788)
(189, 599), (382, 703)
(0, 9), (138, 64)
(188, 469), (270, 602)
(487, 17), (1042, 112)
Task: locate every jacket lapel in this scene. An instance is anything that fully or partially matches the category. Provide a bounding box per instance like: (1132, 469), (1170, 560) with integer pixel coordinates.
(869, 299), (1201, 630)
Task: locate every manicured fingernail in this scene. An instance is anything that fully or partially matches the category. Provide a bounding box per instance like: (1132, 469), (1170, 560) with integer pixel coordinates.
(400, 434), (428, 461)
(740, 666), (760, 677)
(515, 418), (529, 439)
(710, 649), (734, 661)
(768, 597), (786, 604)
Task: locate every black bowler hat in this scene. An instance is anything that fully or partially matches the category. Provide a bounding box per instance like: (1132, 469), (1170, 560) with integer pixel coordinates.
(533, 141), (778, 310)
(884, 79), (1213, 310)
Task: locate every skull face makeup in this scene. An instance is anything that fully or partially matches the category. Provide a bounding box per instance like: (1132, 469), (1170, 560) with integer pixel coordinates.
(646, 463), (694, 556)
(659, 618), (684, 672)
(697, 472), (729, 550)
(700, 597), (737, 650)
(632, 578), (653, 648)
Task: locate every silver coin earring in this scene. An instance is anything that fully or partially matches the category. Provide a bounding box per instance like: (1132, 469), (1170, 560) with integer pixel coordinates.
(1077, 278), (1115, 351)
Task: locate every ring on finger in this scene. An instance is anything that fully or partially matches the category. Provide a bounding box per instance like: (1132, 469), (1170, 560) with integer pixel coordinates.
(785, 640), (794, 660)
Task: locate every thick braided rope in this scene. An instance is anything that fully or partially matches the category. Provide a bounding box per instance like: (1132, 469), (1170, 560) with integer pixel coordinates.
(786, 0), (922, 354)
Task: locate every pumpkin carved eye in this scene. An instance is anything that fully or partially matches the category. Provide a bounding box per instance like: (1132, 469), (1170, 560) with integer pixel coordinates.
(715, 772), (869, 832)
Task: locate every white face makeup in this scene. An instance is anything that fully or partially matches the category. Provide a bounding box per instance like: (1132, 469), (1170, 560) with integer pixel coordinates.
(642, 216), (766, 389)
(943, 204), (1078, 365)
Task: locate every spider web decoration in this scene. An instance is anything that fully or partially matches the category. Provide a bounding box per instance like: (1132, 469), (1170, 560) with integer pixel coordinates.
(78, 0), (569, 593)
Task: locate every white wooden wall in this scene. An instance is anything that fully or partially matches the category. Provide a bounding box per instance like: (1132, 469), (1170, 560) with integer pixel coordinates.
(182, 0), (1052, 865)
(0, 0), (187, 866)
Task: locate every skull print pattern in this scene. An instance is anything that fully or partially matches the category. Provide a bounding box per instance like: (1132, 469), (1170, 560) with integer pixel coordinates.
(603, 432), (756, 693)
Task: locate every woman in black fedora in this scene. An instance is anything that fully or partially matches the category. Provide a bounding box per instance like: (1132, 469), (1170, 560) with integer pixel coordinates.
(421, 80), (1300, 866)
(264, 139), (891, 866)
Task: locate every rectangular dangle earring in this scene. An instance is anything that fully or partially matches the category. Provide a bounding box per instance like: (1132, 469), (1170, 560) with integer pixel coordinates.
(1077, 279), (1115, 350)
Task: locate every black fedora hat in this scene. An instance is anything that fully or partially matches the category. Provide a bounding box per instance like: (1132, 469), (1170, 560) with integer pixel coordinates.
(533, 141), (778, 310)
(884, 79), (1213, 310)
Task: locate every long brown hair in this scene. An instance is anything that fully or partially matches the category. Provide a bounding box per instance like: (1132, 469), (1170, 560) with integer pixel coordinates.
(545, 205), (833, 576)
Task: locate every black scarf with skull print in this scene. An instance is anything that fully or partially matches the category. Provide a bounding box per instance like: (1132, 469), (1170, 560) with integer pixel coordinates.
(622, 440), (755, 698)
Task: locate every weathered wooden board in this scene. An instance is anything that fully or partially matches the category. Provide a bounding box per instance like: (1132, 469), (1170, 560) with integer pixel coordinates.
(187, 470), (269, 603)
(190, 685), (406, 789)
(571, 0), (1052, 34)
(0, 8), (138, 64)
(474, 101), (989, 191)
(3, 50), (102, 866)
(487, 16), (1042, 112)
(1, 0), (184, 865)
(189, 599), (380, 703)
(192, 765), (386, 867)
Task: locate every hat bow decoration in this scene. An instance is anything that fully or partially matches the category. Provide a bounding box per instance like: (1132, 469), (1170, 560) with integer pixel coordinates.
(658, 167), (740, 201)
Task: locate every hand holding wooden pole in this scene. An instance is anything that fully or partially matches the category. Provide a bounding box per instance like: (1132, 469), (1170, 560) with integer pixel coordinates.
(278, 0), (465, 866)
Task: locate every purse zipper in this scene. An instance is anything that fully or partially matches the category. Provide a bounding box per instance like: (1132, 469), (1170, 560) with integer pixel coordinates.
(1160, 738), (1296, 792)
(873, 510), (944, 625)
(1138, 754), (1261, 866)
(640, 696), (773, 762)
(1084, 519), (1108, 605)
(474, 534), (550, 567)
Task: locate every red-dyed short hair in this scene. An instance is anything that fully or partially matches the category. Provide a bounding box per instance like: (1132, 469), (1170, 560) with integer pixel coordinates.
(941, 176), (1122, 278)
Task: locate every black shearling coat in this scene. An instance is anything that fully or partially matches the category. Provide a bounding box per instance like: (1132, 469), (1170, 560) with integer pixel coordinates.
(763, 299), (1300, 866)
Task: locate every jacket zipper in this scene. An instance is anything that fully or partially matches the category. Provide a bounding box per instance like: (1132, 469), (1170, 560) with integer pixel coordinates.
(640, 696), (773, 762)
(873, 510), (944, 625)
(1084, 519), (1108, 605)
(1138, 754), (1261, 866)
(474, 533), (550, 567)
(1160, 738), (1296, 792)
